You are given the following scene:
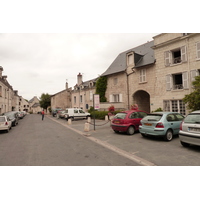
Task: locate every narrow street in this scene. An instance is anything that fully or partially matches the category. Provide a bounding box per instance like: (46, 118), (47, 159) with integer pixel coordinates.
(0, 114), (140, 166)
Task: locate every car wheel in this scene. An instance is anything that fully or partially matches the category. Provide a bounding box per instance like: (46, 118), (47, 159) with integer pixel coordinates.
(6, 128), (9, 133)
(164, 129), (173, 141)
(180, 141), (190, 147)
(127, 126), (135, 135)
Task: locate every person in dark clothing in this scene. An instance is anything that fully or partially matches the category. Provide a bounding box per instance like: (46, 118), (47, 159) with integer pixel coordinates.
(41, 110), (45, 120)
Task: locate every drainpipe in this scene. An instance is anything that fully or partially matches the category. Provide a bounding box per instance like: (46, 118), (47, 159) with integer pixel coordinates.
(126, 68), (135, 110)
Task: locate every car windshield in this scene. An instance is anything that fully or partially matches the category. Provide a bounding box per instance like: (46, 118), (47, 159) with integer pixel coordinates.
(184, 113), (200, 124)
(143, 114), (163, 121)
(114, 113), (127, 119)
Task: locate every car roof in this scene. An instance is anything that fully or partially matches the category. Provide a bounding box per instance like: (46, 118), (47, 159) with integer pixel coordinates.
(118, 110), (147, 114)
(151, 112), (180, 115)
(190, 110), (200, 114)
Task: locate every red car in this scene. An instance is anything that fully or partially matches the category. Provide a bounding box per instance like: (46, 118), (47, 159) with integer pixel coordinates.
(111, 110), (148, 135)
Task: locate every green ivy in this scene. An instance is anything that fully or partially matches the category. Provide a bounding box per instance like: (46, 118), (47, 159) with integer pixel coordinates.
(95, 76), (107, 102)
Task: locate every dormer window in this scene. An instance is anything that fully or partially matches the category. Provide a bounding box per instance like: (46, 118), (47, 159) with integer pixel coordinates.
(127, 52), (134, 66)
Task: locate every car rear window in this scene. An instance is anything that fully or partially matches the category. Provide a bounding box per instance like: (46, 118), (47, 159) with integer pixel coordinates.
(184, 113), (200, 124)
(114, 113), (127, 119)
(0, 117), (5, 122)
(143, 114), (163, 121)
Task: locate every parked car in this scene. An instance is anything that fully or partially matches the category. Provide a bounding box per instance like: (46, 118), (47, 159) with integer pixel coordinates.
(0, 116), (12, 132)
(52, 108), (63, 117)
(139, 112), (184, 141)
(179, 110), (200, 147)
(64, 108), (91, 120)
(17, 111), (24, 119)
(58, 110), (68, 118)
(111, 110), (148, 135)
(3, 111), (19, 126)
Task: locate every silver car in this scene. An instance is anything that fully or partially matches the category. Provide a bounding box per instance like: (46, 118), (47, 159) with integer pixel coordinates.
(179, 110), (200, 147)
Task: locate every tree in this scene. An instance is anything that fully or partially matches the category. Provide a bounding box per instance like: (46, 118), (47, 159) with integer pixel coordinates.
(183, 75), (200, 111)
(39, 93), (51, 111)
(95, 76), (107, 102)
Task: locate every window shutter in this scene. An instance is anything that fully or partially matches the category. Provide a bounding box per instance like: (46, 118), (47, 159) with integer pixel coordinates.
(196, 42), (200, 59)
(109, 95), (113, 102)
(165, 51), (170, 66)
(181, 46), (187, 63)
(182, 71), (189, 89)
(166, 75), (172, 91)
(190, 70), (199, 82)
(119, 94), (123, 102)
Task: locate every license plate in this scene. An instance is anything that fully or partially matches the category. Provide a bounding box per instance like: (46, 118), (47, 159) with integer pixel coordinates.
(114, 121), (120, 124)
(144, 123), (152, 126)
(189, 127), (200, 132)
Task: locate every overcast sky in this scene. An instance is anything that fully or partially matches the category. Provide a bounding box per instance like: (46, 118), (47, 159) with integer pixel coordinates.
(0, 33), (158, 100)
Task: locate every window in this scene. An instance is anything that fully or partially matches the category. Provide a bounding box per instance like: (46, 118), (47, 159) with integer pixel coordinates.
(191, 69), (200, 82)
(0, 86), (2, 97)
(164, 46), (187, 66)
(139, 69), (146, 83)
(74, 96), (76, 104)
(166, 72), (188, 91)
(163, 100), (186, 115)
(109, 94), (123, 102)
(196, 42), (200, 60)
(127, 53), (134, 66)
(80, 95), (83, 103)
(90, 91), (93, 101)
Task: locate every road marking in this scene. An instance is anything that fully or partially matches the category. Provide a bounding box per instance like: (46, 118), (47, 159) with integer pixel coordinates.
(48, 116), (156, 166)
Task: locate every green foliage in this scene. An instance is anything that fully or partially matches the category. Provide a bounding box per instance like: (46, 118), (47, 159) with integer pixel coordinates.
(39, 93), (51, 110)
(152, 107), (163, 112)
(183, 75), (200, 111)
(89, 110), (120, 120)
(95, 76), (107, 102)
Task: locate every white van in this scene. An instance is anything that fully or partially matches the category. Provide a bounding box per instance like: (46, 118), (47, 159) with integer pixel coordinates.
(64, 108), (91, 120)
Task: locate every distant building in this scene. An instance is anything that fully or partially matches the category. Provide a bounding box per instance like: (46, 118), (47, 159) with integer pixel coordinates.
(51, 81), (72, 110)
(29, 96), (42, 113)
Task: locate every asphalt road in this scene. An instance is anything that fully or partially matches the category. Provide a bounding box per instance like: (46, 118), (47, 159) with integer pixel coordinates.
(0, 114), (141, 166)
(51, 116), (200, 166)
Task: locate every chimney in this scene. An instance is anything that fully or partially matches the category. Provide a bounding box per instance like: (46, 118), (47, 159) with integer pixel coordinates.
(77, 72), (82, 85)
(65, 79), (68, 89)
(0, 66), (3, 78)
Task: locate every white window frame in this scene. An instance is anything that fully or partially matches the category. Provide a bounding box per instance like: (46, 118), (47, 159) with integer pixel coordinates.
(89, 91), (93, 101)
(164, 46), (187, 66)
(109, 94), (123, 102)
(139, 69), (146, 83)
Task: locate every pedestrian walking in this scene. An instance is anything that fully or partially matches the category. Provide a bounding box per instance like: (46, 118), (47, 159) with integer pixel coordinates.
(41, 110), (45, 120)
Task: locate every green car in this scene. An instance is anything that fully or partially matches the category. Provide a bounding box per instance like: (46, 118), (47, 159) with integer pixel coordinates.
(139, 112), (184, 141)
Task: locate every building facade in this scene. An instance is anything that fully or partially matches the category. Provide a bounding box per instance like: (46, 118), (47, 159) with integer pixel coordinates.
(152, 33), (200, 115)
(51, 81), (72, 110)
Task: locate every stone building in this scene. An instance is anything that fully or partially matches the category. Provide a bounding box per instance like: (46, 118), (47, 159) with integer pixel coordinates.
(71, 73), (97, 110)
(29, 96), (42, 113)
(51, 81), (72, 110)
(0, 66), (19, 113)
(152, 33), (200, 115)
(101, 40), (155, 112)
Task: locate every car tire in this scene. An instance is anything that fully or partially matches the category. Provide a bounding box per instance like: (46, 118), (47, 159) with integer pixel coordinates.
(164, 129), (173, 141)
(127, 126), (135, 135)
(180, 141), (190, 147)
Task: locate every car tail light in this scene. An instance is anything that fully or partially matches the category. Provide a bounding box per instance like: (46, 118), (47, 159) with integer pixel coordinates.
(5, 122), (8, 125)
(156, 122), (164, 128)
(180, 122), (183, 130)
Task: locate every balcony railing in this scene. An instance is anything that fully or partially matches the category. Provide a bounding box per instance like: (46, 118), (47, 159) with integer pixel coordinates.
(173, 84), (183, 90)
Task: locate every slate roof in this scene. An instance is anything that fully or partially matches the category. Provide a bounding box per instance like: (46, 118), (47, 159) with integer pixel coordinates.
(101, 40), (155, 76)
